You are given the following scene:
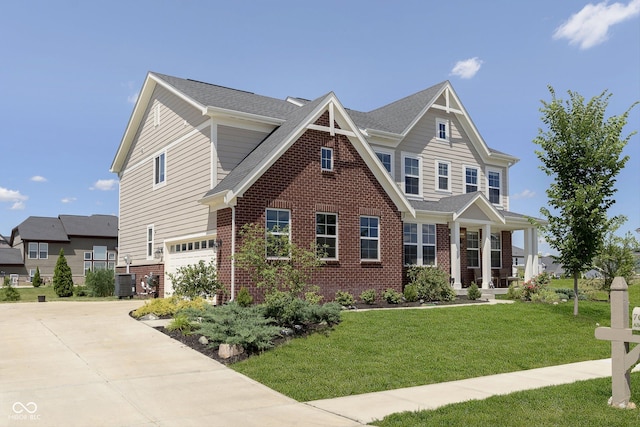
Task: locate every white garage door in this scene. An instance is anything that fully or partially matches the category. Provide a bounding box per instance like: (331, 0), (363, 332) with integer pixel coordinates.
(164, 246), (216, 297)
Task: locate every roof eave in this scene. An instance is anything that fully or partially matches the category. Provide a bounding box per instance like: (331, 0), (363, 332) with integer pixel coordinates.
(203, 106), (285, 126)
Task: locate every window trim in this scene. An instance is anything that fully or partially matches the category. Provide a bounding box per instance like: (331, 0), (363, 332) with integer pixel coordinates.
(491, 232), (502, 269)
(39, 243), (48, 259)
(401, 152), (422, 198)
(435, 160), (451, 193)
(316, 212), (338, 261)
(436, 118), (449, 142)
(146, 225), (154, 260)
(28, 242), (38, 259)
(374, 148), (394, 176)
(360, 216), (380, 262)
(466, 231), (480, 269)
(321, 147), (333, 172)
(463, 165), (479, 194)
(265, 208), (291, 260)
(403, 223), (437, 267)
(153, 151), (166, 188)
(487, 168), (502, 205)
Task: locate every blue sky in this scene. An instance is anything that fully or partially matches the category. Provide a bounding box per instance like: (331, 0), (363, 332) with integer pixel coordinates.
(1, 0), (638, 255)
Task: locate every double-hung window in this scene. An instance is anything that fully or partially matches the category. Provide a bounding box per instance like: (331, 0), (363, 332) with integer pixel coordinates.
(488, 169), (501, 204)
(403, 223), (436, 266)
(375, 150), (393, 174)
(402, 154), (421, 196)
(360, 216), (379, 261)
(316, 213), (337, 260)
(436, 160), (451, 192)
(465, 166), (479, 193)
(491, 233), (502, 268)
(436, 118), (449, 141)
(321, 147), (333, 171)
(466, 231), (480, 268)
(28, 242), (48, 259)
(266, 209), (290, 259)
(154, 152), (166, 187)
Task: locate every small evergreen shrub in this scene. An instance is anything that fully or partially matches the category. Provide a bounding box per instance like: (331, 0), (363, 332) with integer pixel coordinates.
(383, 288), (403, 304)
(74, 285), (89, 297)
(85, 269), (115, 297)
(53, 249), (74, 297)
(1, 278), (21, 302)
(467, 283), (482, 300)
(335, 291), (355, 306)
(403, 284), (419, 302)
(32, 267), (42, 288)
(236, 287), (253, 307)
(360, 289), (376, 305)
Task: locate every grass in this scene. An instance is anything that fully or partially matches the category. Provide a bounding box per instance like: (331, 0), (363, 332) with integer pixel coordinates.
(232, 297), (621, 401)
(1, 285), (120, 302)
(372, 373), (640, 426)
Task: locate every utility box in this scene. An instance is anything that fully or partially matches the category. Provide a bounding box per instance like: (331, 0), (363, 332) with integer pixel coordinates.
(115, 274), (136, 299)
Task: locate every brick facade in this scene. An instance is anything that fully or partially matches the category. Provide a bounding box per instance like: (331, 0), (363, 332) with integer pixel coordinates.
(116, 263), (165, 297)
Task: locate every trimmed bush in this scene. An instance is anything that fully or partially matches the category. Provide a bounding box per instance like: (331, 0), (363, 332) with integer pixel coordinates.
(85, 269), (115, 297)
(74, 285), (89, 297)
(32, 267), (42, 288)
(360, 289), (376, 305)
(236, 286), (253, 307)
(132, 296), (207, 318)
(383, 288), (403, 304)
(1, 277), (20, 302)
(467, 283), (482, 300)
(407, 266), (455, 302)
(335, 291), (355, 307)
(403, 284), (419, 302)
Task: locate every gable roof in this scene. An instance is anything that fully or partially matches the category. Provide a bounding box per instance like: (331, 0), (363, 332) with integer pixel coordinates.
(0, 248), (23, 265)
(10, 215), (118, 245)
(59, 215), (118, 238)
(410, 192), (505, 224)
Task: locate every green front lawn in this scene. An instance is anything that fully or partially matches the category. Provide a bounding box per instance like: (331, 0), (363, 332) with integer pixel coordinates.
(2, 285), (120, 302)
(232, 286), (640, 402)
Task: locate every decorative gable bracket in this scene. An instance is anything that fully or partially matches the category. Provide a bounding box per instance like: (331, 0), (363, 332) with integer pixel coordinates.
(306, 102), (356, 137)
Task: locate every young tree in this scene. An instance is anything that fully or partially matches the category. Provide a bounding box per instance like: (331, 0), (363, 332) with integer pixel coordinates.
(53, 248), (74, 297)
(534, 87), (636, 315)
(593, 226), (638, 299)
(166, 259), (223, 300)
(32, 266), (42, 288)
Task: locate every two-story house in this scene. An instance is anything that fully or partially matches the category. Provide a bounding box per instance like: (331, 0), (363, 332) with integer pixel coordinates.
(2, 215), (118, 285)
(111, 72), (541, 301)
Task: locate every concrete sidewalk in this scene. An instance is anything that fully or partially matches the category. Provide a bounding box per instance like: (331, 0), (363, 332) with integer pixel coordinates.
(307, 358), (628, 424)
(0, 301), (360, 427)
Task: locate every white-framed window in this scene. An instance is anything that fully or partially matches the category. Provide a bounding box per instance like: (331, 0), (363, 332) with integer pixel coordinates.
(436, 118), (449, 141)
(491, 233), (502, 268)
(321, 147), (333, 171)
(360, 216), (380, 261)
(266, 209), (290, 259)
(487, 169), (501, 205)
(154, 152), (166, 187)
(464, 166), (479, 193)
(402, 153), (422, 197)
(403, 223), (436, 266)
(28, 242), (48, 259)
(467, 231), (480, 268)
(316, 213), (337, 260)
(147, 225), (154, 260)
(29, 269), (36, 281)
(28, 242), (38, 259)
(84, 262), (92, 275)
(436, 160), (451, 192)
(84, 251), (92, 261)
(375, 149), (394, 175)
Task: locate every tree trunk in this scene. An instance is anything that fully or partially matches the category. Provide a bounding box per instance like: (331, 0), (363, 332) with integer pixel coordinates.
(573, 271), (579, 316)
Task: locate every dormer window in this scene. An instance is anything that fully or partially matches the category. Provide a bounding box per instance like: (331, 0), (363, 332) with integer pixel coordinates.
(436, 118), (449, 141)
(321, 147), (333, 172)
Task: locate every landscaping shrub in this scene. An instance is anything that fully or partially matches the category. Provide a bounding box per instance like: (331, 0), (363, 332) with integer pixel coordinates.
(166, 259), (223, 300)
(132, 296), (207, 318)
(335, 290), (355, 307)
(406, 266), (455, 302)
(304, 290), (324, 305)
(74, 285), (89, 297)
(530, 288), (561, 304)
(506, 283), (523, 300)
(1, 277), (20, 301)
(85, 269), (115, 297)
(166, 313), (194, 334)
(403, 284), (418, 302)
(236, 286), (253, 307)
(383, 288), (403, 304)
(360, 289), (376, 305)
(32, 267), (42, 288)
(300, 302), (342, 326)
(467, 283), (481, 300)
(53, 248), (74, 297)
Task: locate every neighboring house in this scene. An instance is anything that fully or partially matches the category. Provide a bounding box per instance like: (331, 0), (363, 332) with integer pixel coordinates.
(0, 235), (10, 248)
(1, 215), (118, 285)
(110, 72), (543, 301)
(540, 255), (565, 278)
(512, 245), (546, 277)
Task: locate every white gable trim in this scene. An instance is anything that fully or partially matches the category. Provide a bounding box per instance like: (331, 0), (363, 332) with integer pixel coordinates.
(452, 193), (505, 224)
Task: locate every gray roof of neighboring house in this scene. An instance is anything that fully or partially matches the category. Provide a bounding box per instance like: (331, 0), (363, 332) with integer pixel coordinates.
(0, 234), (9, 247)
(512, 245), (525, 258)
(0, 248), (23, 265)
(13, 217), (70, 242)
(11, 215), (118, 244)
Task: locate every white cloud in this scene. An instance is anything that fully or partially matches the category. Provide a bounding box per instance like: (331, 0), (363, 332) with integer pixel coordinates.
(0, 186), (28, 204)
(61, 197), (77, 204)
(512, 189), (536, 199)
(553, 0), (640, 49)
(90, 179), (118, 191)
(450, 57), (483, 79)
(30, 175), (47, 182)
(11, 201), (26, 210)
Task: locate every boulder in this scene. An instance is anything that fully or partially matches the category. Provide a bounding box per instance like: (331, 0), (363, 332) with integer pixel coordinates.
(218, 343), (244, 359)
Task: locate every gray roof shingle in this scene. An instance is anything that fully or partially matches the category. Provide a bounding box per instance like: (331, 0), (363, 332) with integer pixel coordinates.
(14, 217), (69, 242)
(59, 215), (118, 238)
(0, 248), (23, 265)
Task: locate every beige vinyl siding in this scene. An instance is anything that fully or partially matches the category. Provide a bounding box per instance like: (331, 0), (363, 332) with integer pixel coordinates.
(217, 125), (268, 183)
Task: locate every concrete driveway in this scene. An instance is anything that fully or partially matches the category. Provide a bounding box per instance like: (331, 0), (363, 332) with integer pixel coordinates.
(0, 301), (361, 427)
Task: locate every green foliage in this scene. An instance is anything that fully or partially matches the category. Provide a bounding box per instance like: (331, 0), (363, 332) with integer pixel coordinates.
(235, 286), (254, 307)
(335, 290), (355, 306)
(406, 266), (455, 302)
(403, 284), (419, 302)
(74, 285), (89, 297)
(467, 283), (481, 301)
(235, 223), (325, 300)
(534, 87), (637, 315)
(85, 269), (115, 297)
(132, 296), (207, 318)
(32, 267), (42, 288)
(530, 288), (561, 304)
(506, 283), (523, 300)
(53, 248), (74, 297)
(166, 259), (223, 300)
(360, 289), (376, 305)
(260, 290), (342, 327)
(593, 228), (638, 297)
(166, 313), (194, 334)
(1, 279), (21, 301)
(304, 289), (324, 305)
(383, 288), (403, 304)
(193, 302), (282, 353)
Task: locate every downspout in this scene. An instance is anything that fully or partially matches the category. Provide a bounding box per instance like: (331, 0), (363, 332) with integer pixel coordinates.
(230, 205), (236, 301)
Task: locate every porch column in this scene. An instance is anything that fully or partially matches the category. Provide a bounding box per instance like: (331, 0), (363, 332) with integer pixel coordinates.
(524, 227), (533, 281)
(532, 228), (539, 276)
(450, 221), (461, 289)
(482, 224), (491, 289)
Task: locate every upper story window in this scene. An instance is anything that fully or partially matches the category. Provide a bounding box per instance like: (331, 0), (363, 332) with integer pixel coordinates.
(466, 231), (480, 268)
(146, 225), (154, 260)
(402, 154), (421, 197)
(154, 152), (166, 187)
(360, 216), (379, 261)
(375, 150), (393, 174)
(403, 223), (436, 266)
(487, 170), (501, 204)
(436, 160), (451, 192)
(321, 147), (333, 171)
(266, 208), (290, 259)
(28, 242), (48, 259)
(316, 213), (337, 260)
(436, 118), (449, 141)
(465, 166), (479, 193)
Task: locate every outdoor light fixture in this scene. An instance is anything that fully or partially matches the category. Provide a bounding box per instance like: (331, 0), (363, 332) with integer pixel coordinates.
(154, 247), (163, 258)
